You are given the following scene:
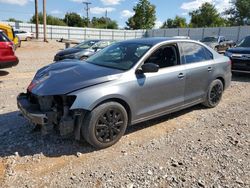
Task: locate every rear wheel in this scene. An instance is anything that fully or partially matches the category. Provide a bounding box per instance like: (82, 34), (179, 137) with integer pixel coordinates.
(82, 102), (128, 149)
(203, 79), (223, 108)
(26, 37), (31, 41)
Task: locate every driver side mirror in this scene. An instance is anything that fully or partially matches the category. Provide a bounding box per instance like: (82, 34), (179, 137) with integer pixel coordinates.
(140, 63), (159, 73)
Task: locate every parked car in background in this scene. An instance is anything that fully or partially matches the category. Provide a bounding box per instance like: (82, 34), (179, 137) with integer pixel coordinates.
(0, 23), (20, 49)
(172, 36), (190, 39)
(14, 30), (34, 41)
(17, 38), (231, 149)
(201, 36), (235, 53)
(54, 40), (115, 61)
(225, 36), (250, 73)
(0, 30), (19, 69)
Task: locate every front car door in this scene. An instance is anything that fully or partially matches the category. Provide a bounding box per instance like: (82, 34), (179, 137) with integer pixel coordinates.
(130, 43), (186, 122)
(178, 42), (214, 105)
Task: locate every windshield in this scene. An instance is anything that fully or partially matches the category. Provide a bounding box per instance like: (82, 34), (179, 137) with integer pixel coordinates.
(91, 41), (114, 49)
(86, 42), (152, 70)
(74, 40), (99, 49)
(202, 37), (218, 42)
(237, 37), (250, 47)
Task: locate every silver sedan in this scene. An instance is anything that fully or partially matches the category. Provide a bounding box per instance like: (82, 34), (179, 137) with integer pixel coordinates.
(17, 37), (232, 149)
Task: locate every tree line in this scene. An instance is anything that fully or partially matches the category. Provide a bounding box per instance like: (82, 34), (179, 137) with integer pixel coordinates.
(8, 12), (118, 29)
(127, 0), (250, 29)
(7, 0), (250, 29)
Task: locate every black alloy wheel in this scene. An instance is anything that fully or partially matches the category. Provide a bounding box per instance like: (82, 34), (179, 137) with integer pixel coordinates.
(95, 108), (125, 143)
(82, 102), (128, 149)
(203, 79), (224, 108)
(209, 83), (223, 106)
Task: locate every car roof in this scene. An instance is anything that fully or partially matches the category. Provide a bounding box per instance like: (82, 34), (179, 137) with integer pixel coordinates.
(119, 37), (190, 45)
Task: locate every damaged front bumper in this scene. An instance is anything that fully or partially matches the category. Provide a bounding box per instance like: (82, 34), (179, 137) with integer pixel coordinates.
(17, 93), (49, 125)
(17, 93), (85, 139)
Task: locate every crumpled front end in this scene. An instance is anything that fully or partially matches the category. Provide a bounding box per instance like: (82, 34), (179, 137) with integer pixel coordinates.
(17, 92), (85, 139)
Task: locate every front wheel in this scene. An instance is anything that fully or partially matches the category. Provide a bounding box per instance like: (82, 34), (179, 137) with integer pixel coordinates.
(82, 102), (128, 149)
(203, 79), (224, 108)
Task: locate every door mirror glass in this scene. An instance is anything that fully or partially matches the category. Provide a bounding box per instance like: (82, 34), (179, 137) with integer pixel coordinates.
(141, 63), (159, 73)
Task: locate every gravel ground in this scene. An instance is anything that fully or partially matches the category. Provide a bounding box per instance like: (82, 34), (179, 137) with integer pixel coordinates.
(0, 41), (249, 188)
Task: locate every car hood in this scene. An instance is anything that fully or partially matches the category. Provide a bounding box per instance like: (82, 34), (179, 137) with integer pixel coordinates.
(29, 60), (123, 96)
(227, 47), (250, 54)
(56, 47), (83, 56)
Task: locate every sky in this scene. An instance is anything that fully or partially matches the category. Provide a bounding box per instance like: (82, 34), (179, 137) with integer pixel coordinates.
(0, 0), (231, 28)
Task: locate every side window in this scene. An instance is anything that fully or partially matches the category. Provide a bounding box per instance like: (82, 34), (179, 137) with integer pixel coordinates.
(204, 48), (213, 60)
(180, 42), (212, 64)
(0, 32), (10, 42)
(145, 44), (179, 69)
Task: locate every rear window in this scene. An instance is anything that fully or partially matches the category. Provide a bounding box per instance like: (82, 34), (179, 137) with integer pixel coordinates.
(0, 32), (11, 42)
(179, 42), (213, 64)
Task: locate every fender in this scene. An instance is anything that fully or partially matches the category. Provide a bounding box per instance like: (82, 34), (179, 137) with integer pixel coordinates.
(68, 84), (134, 113)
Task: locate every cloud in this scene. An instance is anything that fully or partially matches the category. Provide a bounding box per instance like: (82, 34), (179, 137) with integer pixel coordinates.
(154, 20), (163, 29)
(181, 0), (231, 13)
(70, 0), (82, 3)
(121, 10), (134, 18)
(50, 10), (63, 15)
(101, 0), (123, 6)
(0, 0), (32, 6)
(90, 7), (115, 15)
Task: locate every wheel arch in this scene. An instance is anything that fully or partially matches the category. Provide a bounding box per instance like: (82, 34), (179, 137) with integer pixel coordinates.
(92, 98), (132, 125)
(215, 76), (225, 90)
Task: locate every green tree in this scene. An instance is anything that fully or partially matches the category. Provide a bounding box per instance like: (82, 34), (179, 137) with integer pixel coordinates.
(30, 12), (66, 26)
(225, 0), (250, 25)
(161, 16), (187, 28)
(126, 0), (156, 29)
(91, 17), (118, 29)
(7, 18), (23, 23)
(64, 12), (87, 27)
(189, 2), (227, 27)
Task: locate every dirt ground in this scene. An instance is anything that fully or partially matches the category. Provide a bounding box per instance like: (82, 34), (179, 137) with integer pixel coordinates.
(0, 41), (249, 188)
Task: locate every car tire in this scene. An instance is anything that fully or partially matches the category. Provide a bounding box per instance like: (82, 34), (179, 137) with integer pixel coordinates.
(203, 79), (224, 108)
(26, 37), (31, 41)
(82, 102), (128, 149)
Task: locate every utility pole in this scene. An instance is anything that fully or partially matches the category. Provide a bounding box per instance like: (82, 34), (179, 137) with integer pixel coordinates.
(83, 1), (91, 27)
(105, 10), (108, 29)
(43, 0), (47, 42)
(35, 0), (39, 39)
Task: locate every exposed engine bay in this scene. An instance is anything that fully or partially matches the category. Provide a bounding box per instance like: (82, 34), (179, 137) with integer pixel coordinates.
(18, 92), (85, 140)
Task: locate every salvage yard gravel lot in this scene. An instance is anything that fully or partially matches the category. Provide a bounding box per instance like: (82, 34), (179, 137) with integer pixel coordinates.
(0, 41), (249, 188)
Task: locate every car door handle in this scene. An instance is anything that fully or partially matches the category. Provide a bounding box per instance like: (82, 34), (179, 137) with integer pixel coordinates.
(178, 73), (185, 79)
(207, 67), (213, 72)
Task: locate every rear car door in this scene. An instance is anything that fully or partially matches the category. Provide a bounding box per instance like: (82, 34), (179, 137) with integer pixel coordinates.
(132, 43), (186, 120)
(178, 42), (214, 104)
